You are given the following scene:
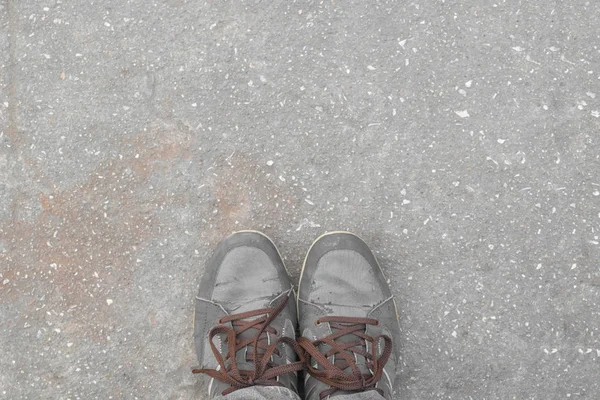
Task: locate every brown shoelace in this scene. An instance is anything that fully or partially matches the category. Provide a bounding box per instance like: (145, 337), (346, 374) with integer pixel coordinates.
(298, 316), (392, 399)
(192, 295), (305, 396)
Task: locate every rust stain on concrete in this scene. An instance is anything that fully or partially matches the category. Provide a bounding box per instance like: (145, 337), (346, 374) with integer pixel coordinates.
(0, 124), (193, 341)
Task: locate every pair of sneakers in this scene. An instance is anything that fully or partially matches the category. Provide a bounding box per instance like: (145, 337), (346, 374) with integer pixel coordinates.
(193, 231), (401, 400)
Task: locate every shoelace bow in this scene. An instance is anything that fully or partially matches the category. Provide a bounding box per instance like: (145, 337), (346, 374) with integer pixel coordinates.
(298, 316), (392, 400)
(192, 295), (305, 396)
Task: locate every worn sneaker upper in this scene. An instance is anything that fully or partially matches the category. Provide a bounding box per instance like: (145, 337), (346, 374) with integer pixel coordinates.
(193, 231), (304, 398)
(297, 232), (401, 400)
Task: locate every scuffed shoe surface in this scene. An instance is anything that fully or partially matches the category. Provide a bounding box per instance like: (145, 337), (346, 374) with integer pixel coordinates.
(298, 232), (401, 400)
(193, 231), (304, 398)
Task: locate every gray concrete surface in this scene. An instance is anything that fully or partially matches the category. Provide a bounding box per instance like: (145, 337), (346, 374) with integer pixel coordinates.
(1, 0), (599, 398)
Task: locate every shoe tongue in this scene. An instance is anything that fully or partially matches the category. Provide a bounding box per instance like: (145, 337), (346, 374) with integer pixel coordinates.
(327, 321), (370, 376)
(233, 324), (269, 371)
(330, 391), (360, 398)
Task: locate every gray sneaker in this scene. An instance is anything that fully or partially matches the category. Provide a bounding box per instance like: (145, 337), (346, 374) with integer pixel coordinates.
(297, 232), (401, 400)
(192, 231), (304, 398)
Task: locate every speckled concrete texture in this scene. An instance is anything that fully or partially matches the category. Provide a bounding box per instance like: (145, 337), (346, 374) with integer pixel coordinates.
(1, 1), (599, 399)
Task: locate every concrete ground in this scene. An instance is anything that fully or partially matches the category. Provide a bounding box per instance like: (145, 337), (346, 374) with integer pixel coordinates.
(1, 0), (599, 399)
